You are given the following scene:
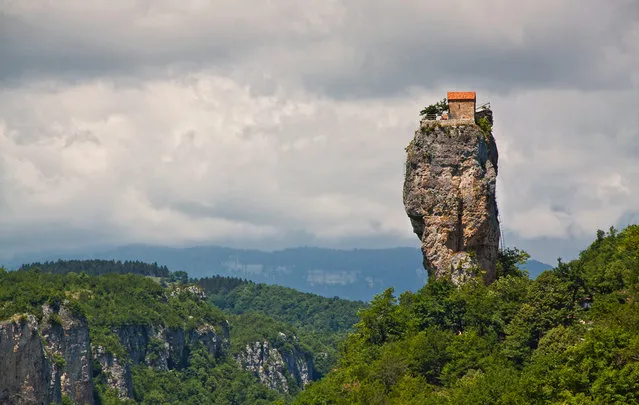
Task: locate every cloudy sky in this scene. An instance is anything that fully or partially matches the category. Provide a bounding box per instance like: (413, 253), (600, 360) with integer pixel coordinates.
(1, 0), (638, 264)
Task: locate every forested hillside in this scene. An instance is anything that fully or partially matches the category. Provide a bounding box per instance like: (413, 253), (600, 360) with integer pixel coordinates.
(296, 225), (639, 404)
(4, 225), (636, 404)
(198, 276), (366, 376)
(199, 276), (364, 333)
(2, 246), (426, 301)
(19, 259), (171, 277)
(0, 270), (284, 404)
(0, 261), (365, 403)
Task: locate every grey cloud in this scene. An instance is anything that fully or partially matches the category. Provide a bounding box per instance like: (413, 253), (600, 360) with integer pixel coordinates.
(2, 1), (638, 98)
(165, 199), (296, 227)
(2, 0), (639, 265)
(0, 221), (119, 259)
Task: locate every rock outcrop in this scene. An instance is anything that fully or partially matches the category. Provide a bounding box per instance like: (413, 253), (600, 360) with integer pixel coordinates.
(236, 334), (314, 393)
(1, 304), (230, 402)
(0, 305), (94, 405)
(94, 321), (230, 399)
(404, 114), (500, 284)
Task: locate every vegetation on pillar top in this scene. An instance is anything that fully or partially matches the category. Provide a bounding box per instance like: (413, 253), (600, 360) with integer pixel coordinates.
(420, 98), (449, 117)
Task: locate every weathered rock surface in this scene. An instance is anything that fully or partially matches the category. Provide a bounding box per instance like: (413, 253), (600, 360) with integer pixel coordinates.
(236, 334), (314, 393)
(0, 305), (94, 405)
(0, 302), (230, 402)
(41, 304), (94, 405)
(404, 117), (500, 284)
(88, 285), (230, 399)
(0, 315), (52, 405)
(93, 346), (132, 400)
(94, 321), (230, 399)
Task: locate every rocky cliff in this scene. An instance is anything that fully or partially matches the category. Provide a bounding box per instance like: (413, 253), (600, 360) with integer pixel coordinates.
(403, 113), (500, 284)
(0, 284), (231, 404)
(236, 333), (313, 394)
(93, 321), (230, 398)
(0, 305), (93, 405)
(92, 286), (230, 399)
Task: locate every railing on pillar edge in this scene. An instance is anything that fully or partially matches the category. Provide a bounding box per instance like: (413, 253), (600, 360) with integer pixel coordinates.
(476, 102), (491, 111)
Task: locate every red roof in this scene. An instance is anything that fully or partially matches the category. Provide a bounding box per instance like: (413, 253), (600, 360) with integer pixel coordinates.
(447, 91), (476, 101)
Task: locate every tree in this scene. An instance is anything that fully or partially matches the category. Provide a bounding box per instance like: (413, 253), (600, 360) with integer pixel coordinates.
(496, 248), (530, 279)
(419, 98), (448, 117)
(356, 288), (405, 345)
(171, 271), (189, 284)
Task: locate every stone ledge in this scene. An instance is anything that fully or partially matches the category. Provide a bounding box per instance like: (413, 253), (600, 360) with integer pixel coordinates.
(421, 119), (476, 127)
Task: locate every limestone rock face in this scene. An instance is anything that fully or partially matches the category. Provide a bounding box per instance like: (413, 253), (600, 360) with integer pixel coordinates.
(0, 283), (232, 402)
(41, 304), (94, 405)
(0, 315), (52, 405)
(93, 346), (132, 400)
(93, 322), (230, 399)
(403, 118), (500, 284)
(0, 306), (94, 405)
(236, 334), (314, 393)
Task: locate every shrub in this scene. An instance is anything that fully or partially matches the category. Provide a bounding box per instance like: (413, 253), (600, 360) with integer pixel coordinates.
(477, 117), (492, 136)
(420, 98), (448, 117)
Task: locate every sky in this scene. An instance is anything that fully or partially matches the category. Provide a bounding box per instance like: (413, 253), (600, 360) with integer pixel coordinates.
(1, 0), (638, 264)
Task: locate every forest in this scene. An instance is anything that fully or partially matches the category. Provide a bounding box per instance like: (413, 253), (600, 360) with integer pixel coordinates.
(0, 259), (363, 403)
(296, 225), (639, 404)
(2, 224), (638, 403)
(197, 276), (365, 377)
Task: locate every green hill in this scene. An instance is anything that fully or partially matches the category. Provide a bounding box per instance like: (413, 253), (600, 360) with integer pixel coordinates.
(198, 275), (366, 376)
(0, 269), (284, 404)
(295, 225), (639, 404)
(1, 261), (365, 403)
(5, 225), (637, 403)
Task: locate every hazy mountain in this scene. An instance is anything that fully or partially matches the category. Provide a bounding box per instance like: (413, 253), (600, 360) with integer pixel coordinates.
(2, 245), (425, 301)
(521, 259), (554, 278)
(2, 245), (551, 301)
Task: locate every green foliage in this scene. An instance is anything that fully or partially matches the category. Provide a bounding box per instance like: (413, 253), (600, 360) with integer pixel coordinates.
(19, 259), (170, 277)
(49, 313), (63, 326)
(229, 312), (298, 350)
(496, 248), (530, 278)
(296, 229), (639, 404)
(168, 270), (189, 284)
(198, 275), (365, 378)
(130, 349), (284, 404)
(52, 352), (67, 368)
(476, 116), (493, 138)
(420, 98), (449, 117)
(1, 261), (366, 402)
(355, 288), (406, 345)
(199, 276), (364, 334)
(9, 226), (639, 404)
(0, 270), (239, 402)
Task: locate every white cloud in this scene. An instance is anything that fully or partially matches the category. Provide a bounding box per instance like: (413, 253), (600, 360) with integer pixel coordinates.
(0, 72), (428, 256)
(1, 0), (639, 263)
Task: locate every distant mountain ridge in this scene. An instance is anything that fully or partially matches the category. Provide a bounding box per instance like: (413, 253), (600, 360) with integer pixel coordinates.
(520, 258), (554, 278)
(2, 245), (551, 301)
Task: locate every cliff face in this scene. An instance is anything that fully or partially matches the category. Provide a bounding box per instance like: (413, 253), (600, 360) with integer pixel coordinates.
(236, 334), (314, 393)
(0, 293), (231, 403)
(0, 305), (94, 405)
(94, 319), (230, 399)
(0, 315), (53, 405)
(41, 304), (94, 405)
(403, 116), (500, 284)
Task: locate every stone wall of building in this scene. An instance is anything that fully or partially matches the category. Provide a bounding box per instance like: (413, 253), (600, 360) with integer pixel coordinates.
(449, 100), (475, 120)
